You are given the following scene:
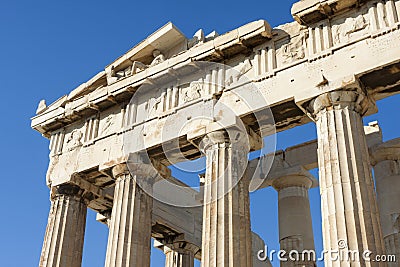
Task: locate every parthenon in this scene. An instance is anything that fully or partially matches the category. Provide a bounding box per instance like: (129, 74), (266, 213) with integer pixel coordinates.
(32, 0), (400, 266)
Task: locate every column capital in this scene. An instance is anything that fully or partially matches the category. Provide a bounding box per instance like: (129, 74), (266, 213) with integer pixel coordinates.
(111, 163), (130, 178)
(162, 239), (197, 267)
(163, 241), (199, 255)
(50, 183), (85, 201)
(112, 160), (160, 181)
(113, 151), (152, 177)
(308, 90), (370, 118)
(111, 162), (158, 196)
(199, 130), (229, 153)
(369, 138), (400, 165)
(199, 129), (250, 153)
(270, 165), (318, 191)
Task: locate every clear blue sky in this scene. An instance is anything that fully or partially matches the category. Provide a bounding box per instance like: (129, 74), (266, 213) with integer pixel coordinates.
(1, 1), (399, 266)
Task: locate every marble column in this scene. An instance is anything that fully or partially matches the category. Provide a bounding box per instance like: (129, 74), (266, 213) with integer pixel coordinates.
(252, 232), (273, 267)
(309, 90), (385, 266)
(272, 168), (316, 267)
(164, 241), (197, 267)
(370, 139), (400, 266)
(200, 130), (252, 267)
(104, 163), (155, 267)
(39, 184), (87, 267)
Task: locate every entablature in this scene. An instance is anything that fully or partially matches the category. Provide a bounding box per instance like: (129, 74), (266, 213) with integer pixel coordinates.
(32, 0), (400, 139)
(33, 0), (400, 185)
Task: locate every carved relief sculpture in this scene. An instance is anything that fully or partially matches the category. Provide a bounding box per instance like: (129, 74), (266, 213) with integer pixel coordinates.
(131, 50), (166, 75)
(149, 49), (165, 67)
(130, 61), (147, 75)
(184, 82), (203, 103)
(101, 115), (114, 136)
(281, 32), (306, 63)
(226, 59), (252, 86)
(67, 129), (83, 150)
(148, 95), (164, 117)
(108, 50), (166, 83)
(334, 14), (369, 43)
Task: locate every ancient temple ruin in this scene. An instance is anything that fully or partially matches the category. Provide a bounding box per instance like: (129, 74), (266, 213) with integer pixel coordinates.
(32, 0), (400, 266)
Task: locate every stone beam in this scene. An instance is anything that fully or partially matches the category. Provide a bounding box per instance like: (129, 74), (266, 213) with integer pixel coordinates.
(247, 121), (380, 191)
(85, 121), (378, 230)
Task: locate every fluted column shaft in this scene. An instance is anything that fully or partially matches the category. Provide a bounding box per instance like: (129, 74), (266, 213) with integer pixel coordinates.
(39, 184), (87, 267)
(105, 163), (154, 267)
(200, 130), (252, 267)
(164, 242), (196, 267)
(371, 142), (400, 267)
(273, 175), (315, 267)
(310, 91), (385, 267)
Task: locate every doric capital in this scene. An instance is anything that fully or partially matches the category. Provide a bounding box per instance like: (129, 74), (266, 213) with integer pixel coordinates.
(369, 138), (400, 165)
(50, 184), (85, 201)
(112, 162), (158, 194)
(112, 158), (159, 195)
(272, 174), (315, 191)
(199, 130), (229, 152)
(199, 129), (250, 153)
(112, 160), (159, 179)
(111, 163), (131, 178)
(308, 90), (370, 118)
(163, 241), (199, 255)
(269, 165), (317, 191)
